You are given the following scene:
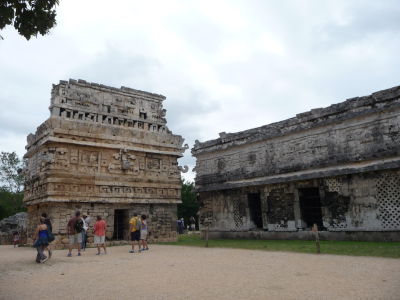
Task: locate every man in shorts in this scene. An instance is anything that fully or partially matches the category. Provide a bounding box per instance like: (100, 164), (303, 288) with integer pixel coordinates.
(93, 215), (107, 255)
(129, 212), (141, 253)
(67, 211), (83, 257)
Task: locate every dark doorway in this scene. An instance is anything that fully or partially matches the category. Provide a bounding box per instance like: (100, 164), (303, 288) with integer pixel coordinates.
(248, 193), (263, 228)
(113, 209), (129, 240)
(298, 188), (324, 229)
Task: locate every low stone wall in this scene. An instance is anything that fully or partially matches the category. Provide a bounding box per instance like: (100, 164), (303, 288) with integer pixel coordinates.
(0, 212), (28, 245)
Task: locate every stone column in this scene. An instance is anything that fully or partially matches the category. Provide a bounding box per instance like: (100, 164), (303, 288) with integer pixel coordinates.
(293, 188), (302, 230)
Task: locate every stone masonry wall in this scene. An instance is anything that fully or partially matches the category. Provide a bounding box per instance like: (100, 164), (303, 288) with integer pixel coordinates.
(27, 202), (177, 248)
(193, 85), (400, 190)
(198, 169), (400, 233)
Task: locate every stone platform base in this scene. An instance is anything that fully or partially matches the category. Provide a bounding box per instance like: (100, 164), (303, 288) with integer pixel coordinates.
(48, 240), (131, 250)
(23, 238), (172, 249)
(203, 230), (400, 242)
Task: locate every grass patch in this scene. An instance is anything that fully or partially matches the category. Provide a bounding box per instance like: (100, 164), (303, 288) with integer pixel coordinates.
(159, 234), (400, 258)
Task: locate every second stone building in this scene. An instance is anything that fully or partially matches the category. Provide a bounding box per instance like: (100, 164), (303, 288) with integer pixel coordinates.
(192, 85), (400, 241)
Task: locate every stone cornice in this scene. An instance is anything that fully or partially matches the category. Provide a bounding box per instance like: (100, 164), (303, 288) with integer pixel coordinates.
(195, 157), (400, 192)
(192, 85), (400, 155)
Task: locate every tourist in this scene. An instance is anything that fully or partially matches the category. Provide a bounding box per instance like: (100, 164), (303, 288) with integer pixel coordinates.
(85, 211), (92, 227)
(177, 218), (184, 234)
(67, 211), (84, 257)
(140, 215), (149, 251)
(41, 213), (52, 233)
(33, 217), (50, 263)
(41, 213), (53, 258)
(12, 231), (20, 248)
(190, 216), (196, 231)
(81, 214), (89, 251)
(180, 218), (185, 232)
(93, 215), (107, 255)
(129, 212), (141, 253)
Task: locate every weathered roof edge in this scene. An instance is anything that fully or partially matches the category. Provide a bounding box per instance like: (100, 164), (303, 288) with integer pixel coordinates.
(192, 84), (400, 154)
(56, 79), (166, 100)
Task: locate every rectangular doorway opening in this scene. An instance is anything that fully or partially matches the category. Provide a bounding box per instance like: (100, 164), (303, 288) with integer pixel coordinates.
(113, 209), (129, 240)
(298, 188), (324, 229)
(248, 193), (263, 229)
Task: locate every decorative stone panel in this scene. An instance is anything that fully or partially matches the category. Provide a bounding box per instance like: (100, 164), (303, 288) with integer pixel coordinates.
(377, 172), (400, 229)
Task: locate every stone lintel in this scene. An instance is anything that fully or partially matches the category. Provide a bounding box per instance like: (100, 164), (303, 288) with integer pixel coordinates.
(25, 136), (184, 158)
(41, 178), (181, 188)
(25, 198), (182, 206)
(51, 128), (183, 152)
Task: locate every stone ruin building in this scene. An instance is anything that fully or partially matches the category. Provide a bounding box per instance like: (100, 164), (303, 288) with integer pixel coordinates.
(24, 79), (188, 246)
(192, 85), (400, 242)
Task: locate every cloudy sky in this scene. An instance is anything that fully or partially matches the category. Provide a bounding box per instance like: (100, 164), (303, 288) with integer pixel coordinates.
(1, 0), (400, 181)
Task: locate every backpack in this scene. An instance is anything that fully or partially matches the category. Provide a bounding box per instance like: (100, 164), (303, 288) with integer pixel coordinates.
(75, 218), (84, 233)
(47, 230), (55, 242)
(133, 217), (141, 231)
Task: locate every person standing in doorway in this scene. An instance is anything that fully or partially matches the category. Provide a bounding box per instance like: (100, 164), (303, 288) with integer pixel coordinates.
(129, 213), (141, 253)
(93, 215), (107, 255)
(67, 211), (83, 257)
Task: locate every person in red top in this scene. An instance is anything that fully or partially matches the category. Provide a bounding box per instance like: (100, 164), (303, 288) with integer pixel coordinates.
(93, 215), (107, 255)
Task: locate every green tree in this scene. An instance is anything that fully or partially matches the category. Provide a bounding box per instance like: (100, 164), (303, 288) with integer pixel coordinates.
(0, 151), (25, 219)
(0, 188), (24, 220)
(178, 180), (199, 226)
(0, 151), (24, 193)
(0, 0), (59, 40)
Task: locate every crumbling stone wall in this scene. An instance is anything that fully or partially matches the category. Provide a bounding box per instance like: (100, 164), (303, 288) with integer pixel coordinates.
(193, 85), (400, 189)
(197, 170), (400, 237)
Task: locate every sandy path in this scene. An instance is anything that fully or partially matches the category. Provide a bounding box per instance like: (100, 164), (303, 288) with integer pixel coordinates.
(0, 245), (399, 300)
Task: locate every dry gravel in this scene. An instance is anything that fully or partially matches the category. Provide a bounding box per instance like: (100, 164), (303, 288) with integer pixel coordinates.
(0, 244), (399, 300)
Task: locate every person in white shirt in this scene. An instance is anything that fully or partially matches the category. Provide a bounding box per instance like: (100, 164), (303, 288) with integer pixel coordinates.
(81, 214), (90, 250)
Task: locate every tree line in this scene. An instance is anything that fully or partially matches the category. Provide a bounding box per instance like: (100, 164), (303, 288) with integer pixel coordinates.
(0, 151), (25, 219)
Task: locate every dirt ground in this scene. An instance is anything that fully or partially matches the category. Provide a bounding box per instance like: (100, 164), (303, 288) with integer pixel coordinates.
(0, 245), (399, 300)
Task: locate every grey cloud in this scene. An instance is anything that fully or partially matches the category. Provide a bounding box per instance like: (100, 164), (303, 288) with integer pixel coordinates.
(69, 46), (163, 91)
(167, 11), (225, 54)
(314, 2), (400, 48)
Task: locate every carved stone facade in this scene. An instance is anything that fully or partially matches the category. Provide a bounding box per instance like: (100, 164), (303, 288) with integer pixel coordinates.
(193, 85), (400, 241)
(24, 79), (187, 246)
